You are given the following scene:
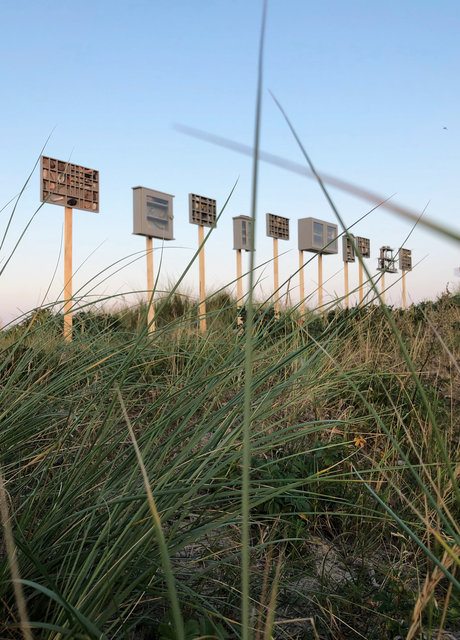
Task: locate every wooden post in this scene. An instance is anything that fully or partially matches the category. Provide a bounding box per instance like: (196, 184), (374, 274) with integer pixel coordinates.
(273, 237), (279, 317)
(358, 260), (364, 306)
(236, 249), (243, 306)
(236, 249), (243, 325)
(344, 261), (349, 309)
(198, 225), (206, 332)
(318, 253), (323, 311)
(299, 250), (305, 316)
(63, 206), (73, 341)
(381, 272), (386, 305)
(402, 269), (407, 310)
(146, 236), (154, 330)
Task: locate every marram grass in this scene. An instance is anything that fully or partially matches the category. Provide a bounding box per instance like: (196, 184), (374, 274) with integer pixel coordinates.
(0, 285), (459, 639)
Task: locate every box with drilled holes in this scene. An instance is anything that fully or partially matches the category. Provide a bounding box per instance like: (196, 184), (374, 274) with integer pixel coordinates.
(40, 156), (99, 212)
(189, 193), (217, 227)
(356, 236), (371, 258)
(266, 213), (289, 240)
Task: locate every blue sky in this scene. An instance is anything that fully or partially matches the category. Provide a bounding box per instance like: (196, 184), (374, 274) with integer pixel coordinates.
(1, 0), (459, 325)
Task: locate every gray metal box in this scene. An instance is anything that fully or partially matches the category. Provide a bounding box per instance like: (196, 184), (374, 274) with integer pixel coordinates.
(233, 215), (252, 251)
(132, 187), (174, 240)
(298, 217), (338, 254)
(266, 213), (289, 240)
(399, 248), (412, 271)
(41, 155), (99, 212)
(189, 193), (216, 227)
(342, 234), (355, 262)
(356, 236), (371, 258)
(377, 246), (397, 273)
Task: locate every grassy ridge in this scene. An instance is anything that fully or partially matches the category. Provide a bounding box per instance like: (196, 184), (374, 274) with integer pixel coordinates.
(0, 291), (459, 639)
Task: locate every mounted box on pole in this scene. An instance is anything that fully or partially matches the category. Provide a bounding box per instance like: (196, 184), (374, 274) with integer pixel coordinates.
(266, 214), (290, 317)
(342, 234), (355, 308)
(233, 216), (253, 325)
(377, 246), (398, 305)
(399, 248), (412, 309)
(132, 187), (175, 330)
(298, 217), (338, 311)
(189, 193), (217, 333)
(355, 236), (370, 305)
(40, 155), (99, 341)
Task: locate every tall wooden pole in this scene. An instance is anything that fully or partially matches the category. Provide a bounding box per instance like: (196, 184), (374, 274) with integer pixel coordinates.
(318, 253), (323, 311)
(402, 269), (407, 310)
(358, 260), (364, 306)
(198, 225), (206, 333)
(381, 272), (386, 305)
(236, 249), (243, 326)
(273, 237), (279, 317)
(146, 236), (154, 330)
(236, 249), (243, 306)
(299, 250), (305, 316)
(63, 206), (73, 341)
(344, 261), (349, 309)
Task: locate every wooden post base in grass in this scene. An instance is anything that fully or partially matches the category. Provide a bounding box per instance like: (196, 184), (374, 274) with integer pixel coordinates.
(236, 249), (243, 325)
(402, 269), (407, 309)
(64, 207), (73, 342)
(318, 253), (323, 312)
(273, 237), (279, 317)
(344, 261), (349, 309)
(358, 260), (364, 306)
(198, 225), (206, 333)
(146, 236), (155, 330)
(299, 250), (305, 318)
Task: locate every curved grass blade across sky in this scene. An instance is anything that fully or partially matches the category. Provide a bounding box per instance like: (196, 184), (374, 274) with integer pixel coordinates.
(173, 123), (460, 245)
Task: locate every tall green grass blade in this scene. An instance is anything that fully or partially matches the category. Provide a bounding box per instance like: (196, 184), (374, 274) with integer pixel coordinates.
(241, 3), (268, 638)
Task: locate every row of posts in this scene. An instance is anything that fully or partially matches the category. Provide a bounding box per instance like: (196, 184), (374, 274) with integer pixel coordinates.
(39, 156), (412, 341)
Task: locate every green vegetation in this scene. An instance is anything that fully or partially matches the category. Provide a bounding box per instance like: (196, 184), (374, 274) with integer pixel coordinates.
(1, 290), (459, 639)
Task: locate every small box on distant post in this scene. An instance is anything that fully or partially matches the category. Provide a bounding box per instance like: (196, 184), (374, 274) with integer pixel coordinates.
(266, 213), (289, 240)
(399, 248), (412, 271)
(356, 236), (370, 258)
(132, 187), (174, 240)
(233, 215), (252, 251)
(298, 217), (338, 253)
(189, 194), (217, 227)
(377, 246), (398, 273)
(342, 235), (355, 262)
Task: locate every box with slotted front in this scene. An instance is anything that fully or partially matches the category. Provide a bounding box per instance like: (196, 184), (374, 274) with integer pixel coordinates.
(233, 215), (252, 251)
(40, 156), (99, 212)
(399, 248), (412, 271)
(342, 234), (355, 262)
(189, 194), (216, 227)
(298, 217), (338, 253)
(266, 213), (289, 240)
(132, 187), (174, 240)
